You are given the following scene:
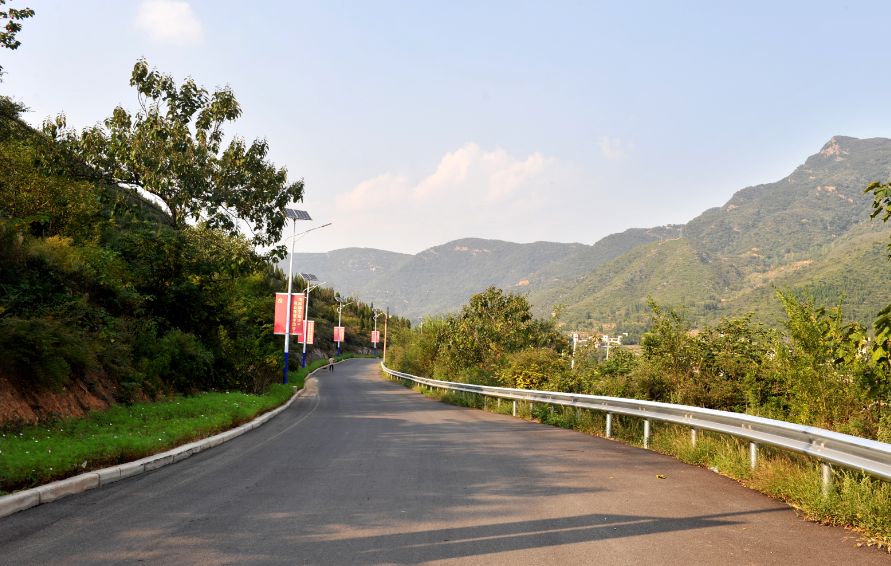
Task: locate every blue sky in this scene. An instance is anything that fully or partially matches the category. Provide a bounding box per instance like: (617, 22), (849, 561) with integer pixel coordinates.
(4, 1), (891, 253)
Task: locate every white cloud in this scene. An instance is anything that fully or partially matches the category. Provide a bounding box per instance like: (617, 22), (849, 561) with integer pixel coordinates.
(336, 143), (551, 210)
(599, 136), (633, 160)
(135, 0), (204, 46)
(309, 143), (580, 253)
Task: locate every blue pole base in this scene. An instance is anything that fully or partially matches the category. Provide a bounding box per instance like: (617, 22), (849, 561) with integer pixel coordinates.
(374, 346), (377, 356)
(337, 344), (340, 357)
(302, 351), (306, 368)
(283, 352), (289, 384)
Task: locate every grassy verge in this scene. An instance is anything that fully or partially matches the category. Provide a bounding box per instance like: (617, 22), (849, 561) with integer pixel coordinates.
(0, 356), (366, 495)
(385, 373), (891, 552)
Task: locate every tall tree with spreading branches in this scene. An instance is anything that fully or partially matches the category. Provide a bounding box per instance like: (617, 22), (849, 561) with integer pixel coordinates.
(42, 59), (304, 260)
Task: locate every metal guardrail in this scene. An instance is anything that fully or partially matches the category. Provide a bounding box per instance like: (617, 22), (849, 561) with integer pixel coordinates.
(381, 362), (891, 492)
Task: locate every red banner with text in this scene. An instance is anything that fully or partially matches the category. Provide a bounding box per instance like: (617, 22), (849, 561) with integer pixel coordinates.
(371, 331), (380, 343)
(273, 293), (305, 335)
(297, 320), (315, 344)
(334, 326), (345, 342)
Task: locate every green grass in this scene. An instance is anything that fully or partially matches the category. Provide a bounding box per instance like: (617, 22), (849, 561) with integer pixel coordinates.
(0, 356), (373, 494)
(384, 372), (891, 552)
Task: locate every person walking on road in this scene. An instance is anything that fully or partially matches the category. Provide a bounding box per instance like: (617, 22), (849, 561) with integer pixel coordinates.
(328, 357), (335, 372)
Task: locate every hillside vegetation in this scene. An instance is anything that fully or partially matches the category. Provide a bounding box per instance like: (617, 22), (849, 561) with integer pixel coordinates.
(281, 247), (411, 297)
(0, 72), (407, 425)
(284, 238), (587, 319)
(529, 136), (891, 337)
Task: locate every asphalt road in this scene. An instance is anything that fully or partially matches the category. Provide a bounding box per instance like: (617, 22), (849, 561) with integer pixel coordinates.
(0, 358), (886, 565)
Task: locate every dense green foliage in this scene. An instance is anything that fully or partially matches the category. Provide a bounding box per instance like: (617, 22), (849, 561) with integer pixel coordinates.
(0, 69), (407, 408)
(391, 286), (891, 441)
(388, 286), (568, 384)
(42, 60), (304, 260)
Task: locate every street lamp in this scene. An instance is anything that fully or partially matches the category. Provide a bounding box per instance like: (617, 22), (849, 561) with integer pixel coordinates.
(281, 208), (312, 385)
(372, 308), (385, 356)
(334, 296), (352, 357)
(299, 272), (326, 368)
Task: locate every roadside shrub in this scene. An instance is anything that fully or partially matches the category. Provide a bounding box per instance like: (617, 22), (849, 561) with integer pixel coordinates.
(0, 316), (95, 390)
(496, 348), (569, 390)
(134, 326), (214, 392)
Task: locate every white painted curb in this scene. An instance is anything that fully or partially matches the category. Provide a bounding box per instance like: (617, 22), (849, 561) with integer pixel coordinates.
(0, 383), (308, 519)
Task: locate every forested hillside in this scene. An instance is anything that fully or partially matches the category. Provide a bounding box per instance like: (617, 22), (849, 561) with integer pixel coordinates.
(284, 238), (587, 319)
(281, 247), (412, 296)
(519, 225), (683, 295)
(529, 136), (891, 337)
(0, 71), (407, 425)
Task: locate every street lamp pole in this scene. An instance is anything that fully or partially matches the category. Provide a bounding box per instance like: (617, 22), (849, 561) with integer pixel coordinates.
(281, 209), (314, 384)
(372, 308), (384, 356)
(335, 297), (352, 357)
(299, 273), (325, 368)
(383, 307), (389, 364)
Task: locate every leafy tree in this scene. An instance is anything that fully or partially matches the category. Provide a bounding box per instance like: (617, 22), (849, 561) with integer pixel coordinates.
(496, 348), (568, 390)
(862, 180), (891, 370)
(439, 286), (566, 371)
(0, 0), (34, 76)
(640, 297), (693, 399)
(43, 59), (304, 260)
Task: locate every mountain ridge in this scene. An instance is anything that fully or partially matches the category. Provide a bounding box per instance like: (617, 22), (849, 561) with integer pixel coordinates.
(283, 135), (891, 328)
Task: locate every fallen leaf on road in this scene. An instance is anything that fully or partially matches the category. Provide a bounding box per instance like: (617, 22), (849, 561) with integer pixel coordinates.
(656, 475), (666, 479)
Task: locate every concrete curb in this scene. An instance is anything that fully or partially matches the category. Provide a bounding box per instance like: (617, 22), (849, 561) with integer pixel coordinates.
(0, 383), (309, 519)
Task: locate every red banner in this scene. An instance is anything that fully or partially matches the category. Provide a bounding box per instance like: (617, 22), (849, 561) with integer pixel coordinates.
(274, 293), (305, 335)
(371, 331), (380, 343)
(297, 320), (315, 344)
(334, 326), (345, 342)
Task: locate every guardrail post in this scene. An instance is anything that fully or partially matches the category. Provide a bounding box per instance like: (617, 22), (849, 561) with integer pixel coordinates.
(821, 462), (833, 497)
(690, 428), (698, 446)
(484, 396), (487, 410)
(513, 400), (517, 417)
(749, 442), (759, 470)
(576, 407), (580, 420)
(606, 413), (613, 437)
(497, 398), (501, 409)
(643, 419), (651, 449)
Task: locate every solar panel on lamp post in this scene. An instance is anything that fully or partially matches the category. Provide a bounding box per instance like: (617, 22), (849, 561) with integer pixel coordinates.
(335, 297), (352, 357)
(299, 273), (324, 368)
(281, 209), (312, 385)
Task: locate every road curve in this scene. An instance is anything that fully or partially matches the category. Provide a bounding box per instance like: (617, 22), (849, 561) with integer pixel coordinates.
(0, 359), (885, 565)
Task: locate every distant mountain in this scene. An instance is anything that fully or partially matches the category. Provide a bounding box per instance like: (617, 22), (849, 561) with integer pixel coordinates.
(282, 238), (587, 318)
(283, 136), (891, 331)
(281, 247), (411, 296)
(528, 136), (891, 335)
(520, 225), (684, 295)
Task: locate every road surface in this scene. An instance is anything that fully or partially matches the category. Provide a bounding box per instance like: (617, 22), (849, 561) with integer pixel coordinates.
(0, 358), (885, 564)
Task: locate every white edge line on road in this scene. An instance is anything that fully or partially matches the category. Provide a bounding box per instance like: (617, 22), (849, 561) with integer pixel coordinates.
(0, 359), (373, 519)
